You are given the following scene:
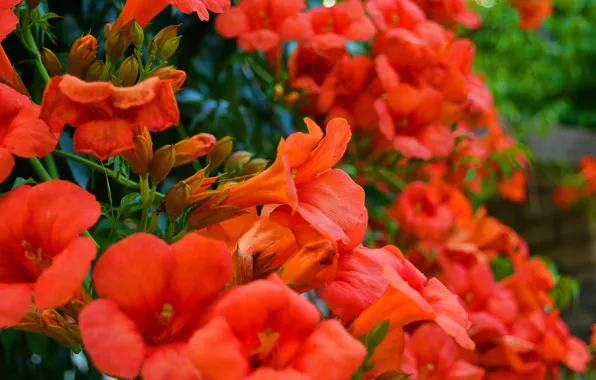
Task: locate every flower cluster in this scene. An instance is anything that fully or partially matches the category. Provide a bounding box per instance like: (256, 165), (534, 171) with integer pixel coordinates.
(554, 154), (596, 210)
(0, 0), (592, 379)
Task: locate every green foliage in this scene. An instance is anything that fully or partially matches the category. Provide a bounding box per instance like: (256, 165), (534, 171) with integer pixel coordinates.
(467, 0), (596, 134)
(352, 320), (390, 380)
(490, 255), (514, 280)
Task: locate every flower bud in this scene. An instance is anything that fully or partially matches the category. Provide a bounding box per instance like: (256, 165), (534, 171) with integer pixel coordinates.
(273, 84), (284, 98)
(41, 48), (62, 77)
(150, 145), (176, 184)
(173, 133), (216, 167)
(130, 20), (145, 49)
(159, 36), (182, 60)
(122, 126), (153, 175)
(164, 181), (191, 219)
(150, 25), (180, 55)
(26, 0), (41, 10)
(150, 66), (186, 92)
(104, 19), (136, 62)
(118, 56), (139, 87)
(207, 137), (233, 169)
(84, 60), (105, 82)
(67, 35), (98, 79)
(284, 92), (300, 105)
(224, 151), (253, 173)
(240, 158), (269, 175)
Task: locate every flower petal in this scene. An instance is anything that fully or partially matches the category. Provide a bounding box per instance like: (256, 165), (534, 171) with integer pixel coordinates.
(92, 233), (170, 312)
(0, 148), (15, 183)
(0, 283), (31, 328)
(26, 180), (100, 254)
(141, 344), (198, 380)
(73, 119), (134, 161)
(291, 319), (366, 379)
(169, 233), (232, 308)
(5, 104), (58, 158)
(79, 299), (145, 379)
(34, 237), (96, 309)
(188, 317), (248, 380)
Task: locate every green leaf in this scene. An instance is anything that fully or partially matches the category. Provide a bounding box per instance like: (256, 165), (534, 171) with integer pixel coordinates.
(25, 332), (49, 357)
(490, 256), (514, 281)
(11, 177), (37, 189)
(366, 320), (390, 351)
(551, 276), (580, 310)
(0, 329), (19, 364)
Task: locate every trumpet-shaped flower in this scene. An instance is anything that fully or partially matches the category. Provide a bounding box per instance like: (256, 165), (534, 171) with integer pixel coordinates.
(119, 0), (230, 27)
(0, 181), (99, 327)
(40, 75), (179, 160)
(79, 233), (232, 380)
(187, 274), (366, 379)
(0, 84), (58, 183)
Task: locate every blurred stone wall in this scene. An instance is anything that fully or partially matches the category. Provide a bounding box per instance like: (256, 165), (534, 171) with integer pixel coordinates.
(488, 125), (596, 341)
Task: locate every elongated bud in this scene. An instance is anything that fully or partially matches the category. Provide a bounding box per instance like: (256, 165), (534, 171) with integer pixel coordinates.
(278, 240), (336, 293)
(150, 66), (186, 92)
(207, 137), (233, 169)
(224, 151), (253, 173)
(26, 0), (41, 11)
(240, 158), (269, 175)
(164, 182), (191, 219)
(67, 35), (98, 79)
(41, 48), (62, 76)
(150, 145), (176, 184)
(84, 60), (105, 82)
(122, 126), (153, 175)
(118, 56), (139, 86)
(159, 36), (182, 60)
(39, 309), (80, 351)
(150, 25), (180, 55)
(130, 20), (145, 49)
(104, 19), (135, 62)
(284, 92), (300, 105)
(173, 133), (216, 167)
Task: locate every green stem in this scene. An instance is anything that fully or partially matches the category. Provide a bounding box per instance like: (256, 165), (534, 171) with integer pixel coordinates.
(43, 155), (59, 179)
(29, 157), (53, 182)
(54, 150), (143, 190)
(171, 227), (189, 243)
(82, 231), (99, 248)
(140, 183), (158, 231)
(22, 26), (51, 84)
(166, 218), (177, 242)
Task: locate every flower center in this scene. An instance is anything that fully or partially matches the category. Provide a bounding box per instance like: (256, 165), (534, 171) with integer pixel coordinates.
(390, 13), (400, 27)
(21, 241), (51, 267)
(420, 363), (436, 378)
(252, 328), (281, 364)
(156, 303), (175, 325)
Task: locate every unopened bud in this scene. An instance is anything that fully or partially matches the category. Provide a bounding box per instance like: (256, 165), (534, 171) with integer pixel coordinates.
(67, 35), (98, 79)
(273, 84), (284, 98)
(122, 126), (153, 175)
(151, 25), (180, 53)
(207, 137), (233, 169)
(240, 158), (269, 175)
(84, 60), (105, 82)
(41, 48), (62, 77)
(164, 182), (191, 219)
(150, 67), (186, 92)
(284, 92), (300, 105)
(26, 0), (41, 10)
(104, 19), (136, 62)
(224, 151), (253, 173)
(130, 20), (145, 49)
(159, 36), (181, 60)
(150, 145), (176, 184)
(118, 56), (139, 87)
(173, 133), (216, 167)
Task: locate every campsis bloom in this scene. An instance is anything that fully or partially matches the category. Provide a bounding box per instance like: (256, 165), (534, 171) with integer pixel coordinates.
(40, 75), (179, 161)
(0, 180), (99, 327)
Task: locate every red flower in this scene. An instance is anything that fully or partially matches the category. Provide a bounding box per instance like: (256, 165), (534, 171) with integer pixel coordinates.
(187, 274), (366, 379)
(412, 0), (481, 29)
(269, 118), (368, 252)
(498, 170), (528, 203)
(0, 83), (58, 183)
(306, 0), (376, 42)
(390, 181), (455, 242)
(366, 0), (426, 32)
(215, 0), (306, 52)
(40, 75), (179, 161)
(511, 0), (552, 30)
(0, 180), (99, 327)
(0, 0), (20, 42)
(120, 0), (230, 27)
(79, 233), (232, 380)
(401, 323), (484, 379)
